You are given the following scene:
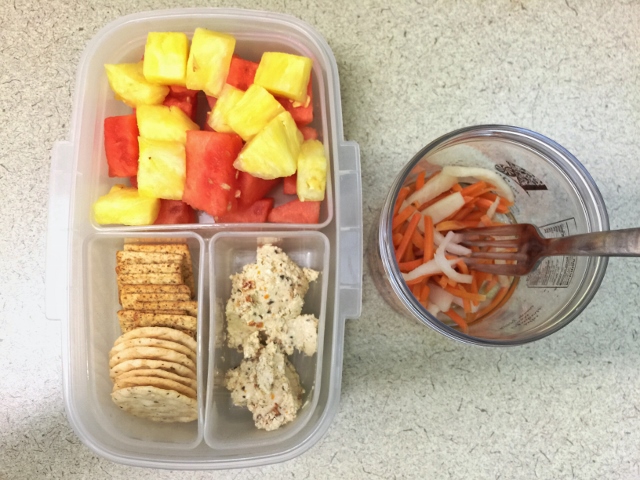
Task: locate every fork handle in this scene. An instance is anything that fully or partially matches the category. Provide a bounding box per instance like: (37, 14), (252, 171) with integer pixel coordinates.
(545, 227), (640, 257)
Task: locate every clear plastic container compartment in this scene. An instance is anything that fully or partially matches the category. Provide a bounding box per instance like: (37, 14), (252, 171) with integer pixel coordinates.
(205, 231), (330, 450)
(81, 232), (205, 450)
(78, 8), (334, 231)
(45, 7), (362, 470)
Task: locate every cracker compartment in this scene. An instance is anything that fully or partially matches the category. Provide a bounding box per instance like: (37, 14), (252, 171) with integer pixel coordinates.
(83, 232), (205, 449)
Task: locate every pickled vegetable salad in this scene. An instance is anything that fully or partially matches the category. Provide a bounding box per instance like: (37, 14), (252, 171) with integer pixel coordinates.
(392, 166), (515, 333)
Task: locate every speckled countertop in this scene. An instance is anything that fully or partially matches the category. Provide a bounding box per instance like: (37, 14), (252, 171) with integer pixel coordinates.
(2, 0), (640, 478)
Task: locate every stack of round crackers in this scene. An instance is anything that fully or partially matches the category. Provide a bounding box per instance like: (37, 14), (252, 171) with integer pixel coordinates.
(109, 243), (199, 423)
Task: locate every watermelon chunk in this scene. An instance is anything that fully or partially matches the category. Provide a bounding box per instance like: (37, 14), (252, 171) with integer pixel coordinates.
(236, 171), (280, 208)
(206, 95), (217, 110)
(277, 79), (313, 126)
(104, 115), (139, 177)
(226, 55), (259, 91)
(283, 174), (297, 195)
(153, 199), (197, 224)
(163, 86), (199, 121)
(218, 197), (274, 223)
(183, 130), (244, 217)
(267, 198), (321, 224)
(299, 126), (318, 140)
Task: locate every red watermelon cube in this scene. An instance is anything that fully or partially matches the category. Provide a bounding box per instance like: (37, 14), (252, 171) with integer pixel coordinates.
(299, 126), (318, 140)
(237, 171), (281, 208)
(183, 130), (244, 218)
(283, 174), (297, 195)
(163, 85), (199, 121)
(277, 79), (313, 126)
(104, 114), (139, 177)
(153, 199), (197, 224)
(267, 198), (321, 224)
(218, 197), (274, 223)
(226, 55), (259, 91)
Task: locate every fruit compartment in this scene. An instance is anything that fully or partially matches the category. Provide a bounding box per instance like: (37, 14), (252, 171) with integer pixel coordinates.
(74, 231), (206, 453)
(204, 231), (330, 451)
(78, 12), (334, 232)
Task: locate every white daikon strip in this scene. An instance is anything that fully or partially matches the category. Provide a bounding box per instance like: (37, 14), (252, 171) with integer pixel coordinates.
(405, 173), (457, 209)
(441, 165), (514, 203)
(486, 196), (500, 219)
(435, 231), (473, 284)
(426, 302), (441, 317)
(402, 257), (458, 283)
(417, 192), (465, 232)
(428, 282), (455, 312)
(433, 229), (472, 256)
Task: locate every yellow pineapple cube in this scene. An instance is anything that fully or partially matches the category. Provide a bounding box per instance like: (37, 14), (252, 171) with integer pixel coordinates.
(104, 62), (169, 107)
(297, 139), (327, 201)
(185, 28), (236, 97)
(137, 137), (186, 200)
(93, 184), (160, 225)
(206, 84), (245, 133)
(226, 84), (284, 141)
(136, 105), (199, 144)
(143, 32), (189, 86)
(254, 52), (313, 103)
(233, 111), (303, 179)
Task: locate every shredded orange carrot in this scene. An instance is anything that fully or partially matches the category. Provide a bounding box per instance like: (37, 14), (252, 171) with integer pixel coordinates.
(403, 245), (415, 262)
(394, 187), (411, 215)
(395, 212), (421, 262)
(392, 232), (403, 247)
(419, 283), (430, 303)
(392, 205), (417, 230)
(475, 197), (509, 214)
(423, 216), (434, 263)
(452, 183), (463, 192)
(445, 309), (469, 334)
(435, 220), (478, 231)
(480, 192), (514, 207)
(459, 180), (487, 198)
(411, 229), (424, 250)
(415, 171), (426, 191)
(437, 275), (448, 289)
(452, 205), (475, 221)
(398, 258), (423, 272)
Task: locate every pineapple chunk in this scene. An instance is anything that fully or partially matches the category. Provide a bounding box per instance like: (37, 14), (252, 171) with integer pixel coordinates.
(207, 84), (245, 133)
(136, 104), (199, 144)
(185, 28), (236, 97)
(104, 62), (169, 107)
(93, 184), (160, 225)
(143, 32), (189, 86)
(226, 84), (284, 141)
(297, 139), (327, 201)
(137, 137), (186, 200)
(254, 52), (313, 103)
(234, 111), (303, 179)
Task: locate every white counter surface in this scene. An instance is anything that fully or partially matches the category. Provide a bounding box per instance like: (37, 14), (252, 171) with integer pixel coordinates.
(2, 1), (640, 478)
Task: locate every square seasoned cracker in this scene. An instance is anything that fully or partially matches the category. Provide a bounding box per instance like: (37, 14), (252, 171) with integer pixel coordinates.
(130, 301), (198, 317)
(124, 244), (195, 297)
(121, 292), (191, 309)
(116, 263), (182, 276)
(116, 251), (183, 265)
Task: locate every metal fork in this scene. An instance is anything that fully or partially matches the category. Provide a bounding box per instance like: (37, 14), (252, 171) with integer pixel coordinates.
(457, 224), (640, 276)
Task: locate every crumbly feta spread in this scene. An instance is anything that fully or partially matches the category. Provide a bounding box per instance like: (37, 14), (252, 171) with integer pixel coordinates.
(224, 244), (320, 431)
(225, 244), (319, 355)
(225, 342), (303, 431)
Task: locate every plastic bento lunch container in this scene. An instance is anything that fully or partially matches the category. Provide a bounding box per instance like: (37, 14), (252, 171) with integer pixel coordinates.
(45, 8), (362, 469)
(369, 125), (608, 346)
